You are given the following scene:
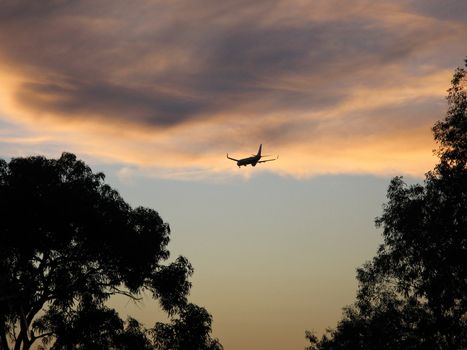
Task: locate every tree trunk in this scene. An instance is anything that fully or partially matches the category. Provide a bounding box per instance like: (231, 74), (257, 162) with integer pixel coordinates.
(0, 318), (10, 350)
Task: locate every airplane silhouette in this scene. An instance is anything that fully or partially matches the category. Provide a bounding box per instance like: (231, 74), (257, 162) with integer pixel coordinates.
(227, 144), (278, 167)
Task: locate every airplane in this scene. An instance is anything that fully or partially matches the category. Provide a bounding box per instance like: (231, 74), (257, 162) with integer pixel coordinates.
(226, 144), (278, 167)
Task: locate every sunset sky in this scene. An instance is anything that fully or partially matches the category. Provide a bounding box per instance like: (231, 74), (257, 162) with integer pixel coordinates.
(1, 1), (466, 349)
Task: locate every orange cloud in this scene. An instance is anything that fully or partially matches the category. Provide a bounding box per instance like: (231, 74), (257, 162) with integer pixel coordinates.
(0, 0), (465, 179)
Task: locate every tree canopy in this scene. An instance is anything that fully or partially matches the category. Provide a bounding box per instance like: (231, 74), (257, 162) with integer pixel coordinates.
(153, 303), (223, 350)
(0, 153), (221, 349)
(306, 59), (467, 349)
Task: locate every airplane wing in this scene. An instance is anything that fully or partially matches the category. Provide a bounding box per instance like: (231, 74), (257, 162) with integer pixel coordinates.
(258, 155), (279, 163)
(226, 153), (239, 161)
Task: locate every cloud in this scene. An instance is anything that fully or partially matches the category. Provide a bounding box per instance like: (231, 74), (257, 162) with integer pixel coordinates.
(0, 0), (465, 179)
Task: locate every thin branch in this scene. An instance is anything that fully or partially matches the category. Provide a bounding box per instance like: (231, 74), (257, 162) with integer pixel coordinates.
(110, 287), (143, 301)
(31, 331), (54, 341)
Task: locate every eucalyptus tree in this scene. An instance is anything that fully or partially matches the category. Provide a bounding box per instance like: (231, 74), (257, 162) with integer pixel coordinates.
(0, 153), (219, 349)
(306, 59), (467, 349)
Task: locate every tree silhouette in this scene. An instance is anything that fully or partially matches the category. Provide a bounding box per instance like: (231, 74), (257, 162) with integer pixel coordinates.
(33, 295), (154, 350)
(153, 303), (223, 350)
(306, 59), (467, 349)
(0, 153), (221, 349)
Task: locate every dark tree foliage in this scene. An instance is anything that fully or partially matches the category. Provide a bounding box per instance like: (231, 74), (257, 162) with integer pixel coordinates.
(306, 60), (467, 349)
(34, 295), (153, 350)
(0, 153), (221, 349)
(153, 303), (223, 350)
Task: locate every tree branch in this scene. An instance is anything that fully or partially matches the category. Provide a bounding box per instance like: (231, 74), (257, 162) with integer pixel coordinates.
(110, 287), (143, 301)
(31, 331), (54, 341)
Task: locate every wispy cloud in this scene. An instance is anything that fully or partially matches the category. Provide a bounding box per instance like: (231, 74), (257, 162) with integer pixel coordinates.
(0, 0), (465, 178)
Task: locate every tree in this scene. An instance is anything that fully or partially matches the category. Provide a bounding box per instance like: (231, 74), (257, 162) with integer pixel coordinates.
(0, 153), (221, 349)
(153, 303), (223, 350)
(34, 295), (154, 350)
(307, 59), (467, 349)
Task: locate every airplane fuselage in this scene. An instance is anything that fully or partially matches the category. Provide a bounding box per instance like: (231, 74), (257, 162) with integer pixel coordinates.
(237, 155), (260, 167)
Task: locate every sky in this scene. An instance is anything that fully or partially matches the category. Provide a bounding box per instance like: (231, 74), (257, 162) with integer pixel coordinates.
(0, 0), (466, 349)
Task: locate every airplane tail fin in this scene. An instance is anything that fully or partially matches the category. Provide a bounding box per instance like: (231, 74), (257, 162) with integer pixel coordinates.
(257, 144), (262, 157)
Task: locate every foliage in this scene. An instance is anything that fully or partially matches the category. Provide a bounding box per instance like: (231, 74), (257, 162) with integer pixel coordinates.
(34, 296), (153, 350)
(153, 303), (223, 350)
(0, 153), (221, 349)
(306, 59), (467, 349)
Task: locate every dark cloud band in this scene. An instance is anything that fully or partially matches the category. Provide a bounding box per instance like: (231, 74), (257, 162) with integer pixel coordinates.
(0, 0), (465, 132)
